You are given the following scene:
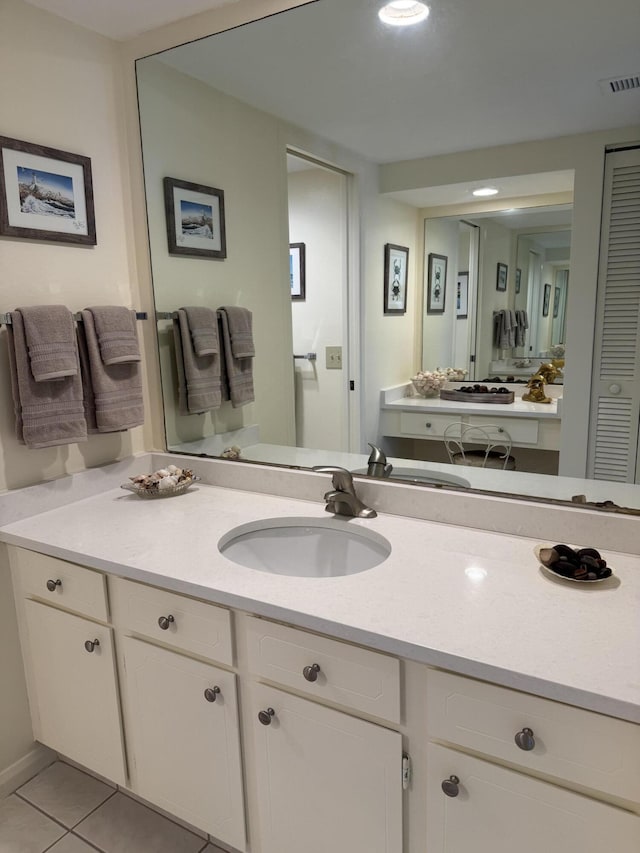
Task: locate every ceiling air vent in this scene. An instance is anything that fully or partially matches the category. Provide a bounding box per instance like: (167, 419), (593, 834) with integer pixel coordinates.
(599, 74), (640, 94)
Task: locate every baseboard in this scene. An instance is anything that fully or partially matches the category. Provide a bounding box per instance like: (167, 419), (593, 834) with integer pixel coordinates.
(0, 744), (56, 798)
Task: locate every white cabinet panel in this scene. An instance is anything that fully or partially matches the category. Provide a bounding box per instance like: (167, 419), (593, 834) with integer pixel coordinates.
(23, 599), (126, 785)
(427, 744), (640, 853)
(120, 637), (245, 851)
(251, 684), (402, 853)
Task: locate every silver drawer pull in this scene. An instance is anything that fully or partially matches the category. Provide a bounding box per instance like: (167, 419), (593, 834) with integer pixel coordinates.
(84, 639), (100, 653)
(204, 686), (221, 703)
(158, 614), (175, 630)
(303, 663), (321, 682)
(258, 707), (275, 726)
(46, 579), (62, 592)
(425, 422), (432, 428)
(441, 775), (460, 797)
(514, 727), (535, 751)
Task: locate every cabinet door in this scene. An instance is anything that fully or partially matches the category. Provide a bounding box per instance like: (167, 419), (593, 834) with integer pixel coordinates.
(251, 684), (402, 853)
(23, 600), (126, 785)
(120, 638), (245, 852)
(427, 744), (640, 853)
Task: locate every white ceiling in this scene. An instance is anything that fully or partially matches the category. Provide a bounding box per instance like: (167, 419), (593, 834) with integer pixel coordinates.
(24, 0), (237, 41)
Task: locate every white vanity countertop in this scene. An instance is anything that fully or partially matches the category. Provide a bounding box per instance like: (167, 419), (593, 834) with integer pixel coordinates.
(1, 482), (638, 724)
(382, 395), (560, 419)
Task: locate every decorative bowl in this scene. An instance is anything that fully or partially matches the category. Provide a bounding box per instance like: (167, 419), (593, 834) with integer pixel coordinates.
(121, 475), (200, 499)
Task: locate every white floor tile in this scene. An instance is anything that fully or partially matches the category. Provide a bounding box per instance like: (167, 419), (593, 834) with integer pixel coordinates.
(0, 794), (65, 853)
(74, 792), (205, 853)
(47, 834), (100, 853)
(18, 761), (115, 829)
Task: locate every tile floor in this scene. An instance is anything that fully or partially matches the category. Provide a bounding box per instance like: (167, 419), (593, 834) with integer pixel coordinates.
(0, 761), (227, 853)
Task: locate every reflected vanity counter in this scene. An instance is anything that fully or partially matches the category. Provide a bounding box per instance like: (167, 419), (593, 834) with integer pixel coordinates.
(380, 383), (562, 453)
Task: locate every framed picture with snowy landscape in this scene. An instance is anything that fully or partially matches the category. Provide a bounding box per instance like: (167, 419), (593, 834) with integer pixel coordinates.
(0, 136), (96, 245)
(163, 177), (226, 259)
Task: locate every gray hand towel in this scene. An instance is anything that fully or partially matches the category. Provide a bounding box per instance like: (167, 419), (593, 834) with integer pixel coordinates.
(6, 312), (87, 448)
(218, 307), (255, 407)
(19, 305), (78, 381)
(80, 310), (144, 432)
(220, 306), (255, 358)
(76, 322), (99, 434)
(175, 309), (222, 413)
(181, 306), (220, 356)
(84, 306), (141, 365)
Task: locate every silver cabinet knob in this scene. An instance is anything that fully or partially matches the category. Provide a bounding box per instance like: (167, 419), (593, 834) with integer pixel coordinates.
(515, 727), (535, 751)
(258, 707), (275, 726)
(84, 639), (100, 653)
(303, 663), (321, 682)
(425, 422), (432, 428)
(441, 775), (460, 797)
(46, 579), (62, 592)
(608, 384), (621, 395)
(158, 614), (175, 630)
(204, 686), (221, 703)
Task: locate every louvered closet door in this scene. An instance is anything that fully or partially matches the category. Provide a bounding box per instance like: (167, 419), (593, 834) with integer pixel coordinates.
(588, 147), (640, 482)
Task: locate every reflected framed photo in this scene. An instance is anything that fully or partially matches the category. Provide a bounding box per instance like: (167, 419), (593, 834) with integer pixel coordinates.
(496, 262), (508, 292)
(163, 176), (226, 259)
(553, 286), (561, 318)
(542, 283), (551, 316)
(0, 135), (96, 245)
(289, 242), (306, 300)
(383, 243), (409, 314)
(427, 252), (447, 314)
(456, 271), (469, 319)
(515, 268), (522, 294)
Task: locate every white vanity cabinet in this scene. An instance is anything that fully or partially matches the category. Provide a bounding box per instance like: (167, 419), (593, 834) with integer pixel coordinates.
(425, 670), (640, 852)
(244, 616), (404, 853)
(9, 549), (127, 785)
(109, 577), (246, 852)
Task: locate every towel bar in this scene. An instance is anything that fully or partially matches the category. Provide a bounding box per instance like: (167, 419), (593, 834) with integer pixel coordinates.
(293, 353), (317, 361)
(0, 311), (147, 326)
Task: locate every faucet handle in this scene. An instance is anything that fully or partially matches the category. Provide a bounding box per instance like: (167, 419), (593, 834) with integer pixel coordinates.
(367, 443), (387, 464)
(312, 466), (354, 491)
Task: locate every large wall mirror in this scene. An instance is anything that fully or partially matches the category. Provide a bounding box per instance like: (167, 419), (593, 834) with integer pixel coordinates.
(136, 0), (640, 513)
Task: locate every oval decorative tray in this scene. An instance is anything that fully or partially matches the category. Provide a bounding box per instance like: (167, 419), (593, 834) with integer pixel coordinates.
(121, 476), (200, 499)
(440, 389), (515, 404)
(534, 545), (613, 584)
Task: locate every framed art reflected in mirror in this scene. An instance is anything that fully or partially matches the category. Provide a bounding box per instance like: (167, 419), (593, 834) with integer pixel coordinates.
(163, 177), (226, 259)
(383, 243), (408, 314)
(427, 253), (447, 314)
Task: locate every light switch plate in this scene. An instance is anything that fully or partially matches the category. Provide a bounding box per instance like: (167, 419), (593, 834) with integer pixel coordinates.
(326, 346), (343, 369)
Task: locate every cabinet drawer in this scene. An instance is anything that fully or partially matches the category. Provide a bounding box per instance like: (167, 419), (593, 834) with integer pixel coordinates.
(9, 546), (108, 622)
(426, 669), (640, 802)
(109, 577), (233, 666)
(246, 616), (400, 723)
(427, 743), (640, 853)
(466, 415), (538, 444)
(400, 412), (460, 439)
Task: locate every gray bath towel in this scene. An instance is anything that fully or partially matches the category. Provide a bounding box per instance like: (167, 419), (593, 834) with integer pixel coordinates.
(221, 306), (255, 358)
(76, 322), (99, 434)
(181, 306), (219, 356)
(514, 310), (529, 347)
(494, 309), (517, 349)
(84, 306), (141, 365)
(174, 309), (222, 413)
(218, 307), (254, 407)
(80, 310), (144, 432)
(19, 305), (78, 382)
(6, 312), (87, 448)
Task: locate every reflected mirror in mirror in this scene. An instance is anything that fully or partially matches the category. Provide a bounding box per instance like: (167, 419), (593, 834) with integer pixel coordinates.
(136, 0), (640, 513)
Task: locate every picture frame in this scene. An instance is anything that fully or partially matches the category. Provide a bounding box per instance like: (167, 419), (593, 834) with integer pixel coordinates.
(427, 253), (447, 314)
(383, 243), (409, 314)
(0, 135), (96, 245)
(163, 177), (226, 259)
(496, 262), (508, 292)
(456, 271), (469, 319)
(289, 242), (306, 300)
(553, 286), (561, 318)
(515, 268), (522, 294)
(542, 283), (551, 317)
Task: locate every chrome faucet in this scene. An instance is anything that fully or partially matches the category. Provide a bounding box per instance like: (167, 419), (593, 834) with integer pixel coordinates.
(366, 443), (393, 478)
(312, 466), (377, 518)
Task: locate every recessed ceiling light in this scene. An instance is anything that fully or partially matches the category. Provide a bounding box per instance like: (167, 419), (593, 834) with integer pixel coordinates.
(472, 187), (499, 197)
(379, 2), (430, 27)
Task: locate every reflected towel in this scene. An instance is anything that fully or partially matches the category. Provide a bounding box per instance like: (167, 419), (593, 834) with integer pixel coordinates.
(220, 305), (255, 358)
(6, 311), (87, 448)
(218, 307), (254, 407)
(174, 309), (222, 413)
(80, 309), (144, 432)
(19, 305), (78, 381)
(84, 306), (141, 365)
(181, 306), (219, 356)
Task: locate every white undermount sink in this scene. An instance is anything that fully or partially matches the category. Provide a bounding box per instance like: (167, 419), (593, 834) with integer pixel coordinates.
(218, 516), (391, 577)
